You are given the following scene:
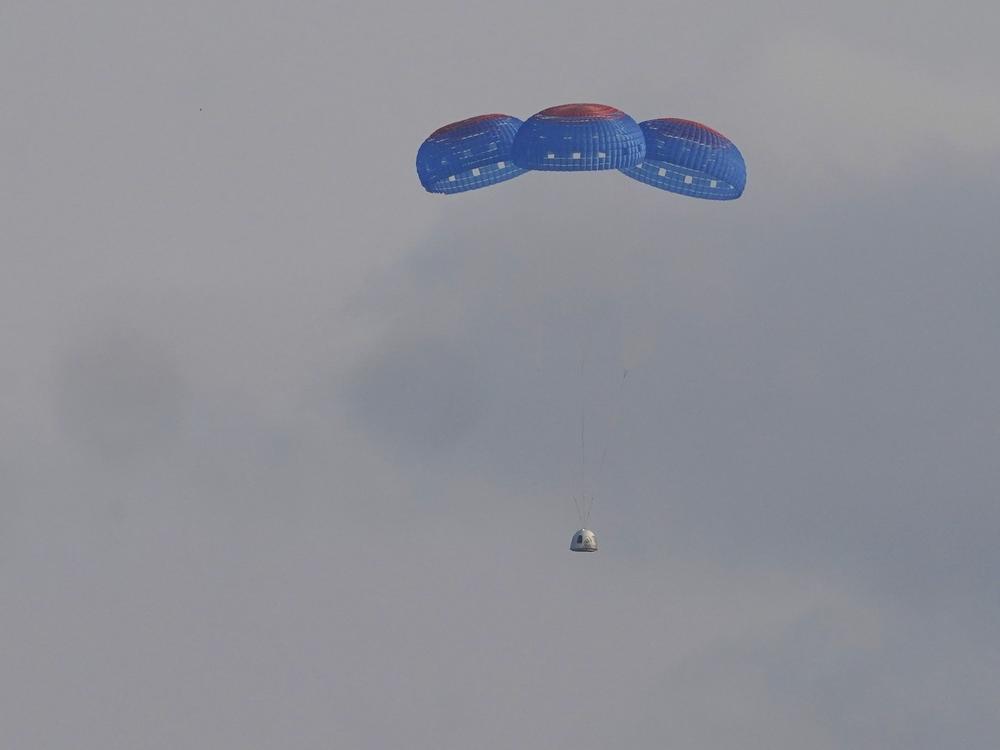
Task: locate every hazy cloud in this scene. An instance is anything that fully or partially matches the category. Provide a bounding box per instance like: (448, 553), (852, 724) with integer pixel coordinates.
(2, 1), (998, 748)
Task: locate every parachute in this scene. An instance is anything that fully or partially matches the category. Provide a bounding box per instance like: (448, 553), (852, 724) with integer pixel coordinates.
(416, 103), (746, 199)
(511, 104), (645, 171)
(415, 113), (527, 194)
(414, 102), (750, 552)
(620, 118), (747, 200)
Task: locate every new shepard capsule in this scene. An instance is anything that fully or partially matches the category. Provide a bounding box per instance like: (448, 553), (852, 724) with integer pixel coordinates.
(570, 529), (598, 552)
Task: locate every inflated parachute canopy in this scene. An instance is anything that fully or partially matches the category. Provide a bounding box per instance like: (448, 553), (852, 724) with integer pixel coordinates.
(620, 118), (746, 200)
(511, 103), (645, 171)
(416, 114), (527, 194)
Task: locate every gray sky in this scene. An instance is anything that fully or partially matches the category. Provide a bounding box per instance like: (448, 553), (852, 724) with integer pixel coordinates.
(3, 1), (999, 747)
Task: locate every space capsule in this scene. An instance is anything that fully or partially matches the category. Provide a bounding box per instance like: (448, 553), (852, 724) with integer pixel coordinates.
(570, 529), (598, 552)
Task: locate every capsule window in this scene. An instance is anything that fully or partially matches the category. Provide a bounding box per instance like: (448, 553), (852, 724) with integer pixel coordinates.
(576, 535), (584, 545)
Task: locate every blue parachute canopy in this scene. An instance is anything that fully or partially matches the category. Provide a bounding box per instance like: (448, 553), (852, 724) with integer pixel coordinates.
(511, 103), (645, 171)
(416, 114), (527, 194)
(620, 118), (746, 200)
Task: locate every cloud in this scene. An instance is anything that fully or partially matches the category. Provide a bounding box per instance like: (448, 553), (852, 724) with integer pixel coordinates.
(3, 1), (1000, 748)
(726, 35), (1000, 200)
(55, 329), (190, 462)
(347, 334), (486, 457)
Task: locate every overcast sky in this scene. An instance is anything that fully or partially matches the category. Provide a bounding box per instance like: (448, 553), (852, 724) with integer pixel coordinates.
(2, 1), (999, 748)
